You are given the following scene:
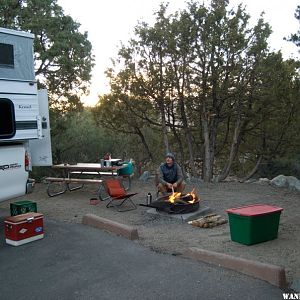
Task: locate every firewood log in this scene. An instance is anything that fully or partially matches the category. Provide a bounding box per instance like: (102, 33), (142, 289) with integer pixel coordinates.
(189, 216), (228, 228)
(205, 215), (221, 223)
(215, 219), (228, 226)
(204, 213), (217, 218)
(174, 199), (190, 204)
(188, 218), (204, 225)
(190, 218), (210, 227)
(189, 219), (206, 227)
(207, 219), (227, 228)
(164, 199), (187, 204)
(189, 214), (217, 224)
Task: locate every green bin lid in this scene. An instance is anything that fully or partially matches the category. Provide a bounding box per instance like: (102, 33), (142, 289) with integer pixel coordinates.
(226, 204), (283, 216)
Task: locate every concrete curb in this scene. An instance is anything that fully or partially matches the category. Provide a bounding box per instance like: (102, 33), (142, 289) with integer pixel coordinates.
(82, 214), (139, 240)
(184, 247), (287, 288)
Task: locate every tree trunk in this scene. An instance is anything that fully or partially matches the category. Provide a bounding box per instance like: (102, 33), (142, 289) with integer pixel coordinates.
(179, 97), (196, 176)
(168, 101), (187, 178)
(239, 155), (263, 182)
(135, 127), (153, 161)
(160, 107), (170, 153)
(209, 119), (218, 180)
(171, 126), (187, 178)
(157, 49), (170, 154)
(202, 112), (212, 182)
(218, 117), (243, 181)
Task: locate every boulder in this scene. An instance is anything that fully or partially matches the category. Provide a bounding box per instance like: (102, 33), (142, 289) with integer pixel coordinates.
(258, 178), (270, 185)
(245, 179), (257, 183)
(270, 175), (300, 192)
(188, 177), (204, 184)
(290, 279), (300, 293)
(212, 176), (219, 183)
(139, 171), (150, 182)
(286, 176), (300, 192)
(270, 175), (288, 188)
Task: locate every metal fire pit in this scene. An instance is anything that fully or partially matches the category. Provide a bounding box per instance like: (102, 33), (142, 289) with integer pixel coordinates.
(141, 194), (200, 214)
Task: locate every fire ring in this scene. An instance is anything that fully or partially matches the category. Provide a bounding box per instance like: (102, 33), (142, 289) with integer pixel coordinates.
(150, 192), (200, 214)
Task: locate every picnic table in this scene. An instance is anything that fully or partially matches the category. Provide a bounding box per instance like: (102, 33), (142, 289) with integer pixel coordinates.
(45, 162), (132, 199)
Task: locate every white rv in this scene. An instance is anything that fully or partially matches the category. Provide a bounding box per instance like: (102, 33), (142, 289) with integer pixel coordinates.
(0, 27), (52, 201)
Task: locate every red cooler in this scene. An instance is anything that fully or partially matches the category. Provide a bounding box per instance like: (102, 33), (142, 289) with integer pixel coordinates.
(5, 212), (44, 246)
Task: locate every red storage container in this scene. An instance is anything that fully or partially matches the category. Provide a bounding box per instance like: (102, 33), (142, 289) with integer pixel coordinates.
(5, 212), (44, 246)
(226, 204), (283, 216)
(226, 204), (283, 245)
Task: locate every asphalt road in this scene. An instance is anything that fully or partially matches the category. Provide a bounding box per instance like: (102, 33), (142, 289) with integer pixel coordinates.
(0, 213), (284, 300)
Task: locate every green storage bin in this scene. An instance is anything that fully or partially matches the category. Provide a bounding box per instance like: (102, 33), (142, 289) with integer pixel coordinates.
(226, 204), (283, 245)
(10, 200), (37, 216)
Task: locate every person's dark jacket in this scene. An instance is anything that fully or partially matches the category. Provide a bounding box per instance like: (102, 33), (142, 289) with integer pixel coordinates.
(158, 162), (183, 185)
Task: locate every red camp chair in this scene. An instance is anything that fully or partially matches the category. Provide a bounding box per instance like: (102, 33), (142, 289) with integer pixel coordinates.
(104, 179), (137, 212)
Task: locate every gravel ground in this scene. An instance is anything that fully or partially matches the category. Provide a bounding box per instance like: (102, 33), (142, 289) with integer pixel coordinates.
(1, 178), (299, 286)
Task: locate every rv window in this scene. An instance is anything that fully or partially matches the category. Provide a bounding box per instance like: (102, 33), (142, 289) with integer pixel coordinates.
(0, 43), (14, 68)
(0, 98), (16, 139)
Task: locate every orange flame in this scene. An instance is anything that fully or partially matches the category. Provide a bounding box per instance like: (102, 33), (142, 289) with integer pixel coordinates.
(168, 192), (181, 203)
(187, 188), (197, 203)
(167, 188), (199, 203)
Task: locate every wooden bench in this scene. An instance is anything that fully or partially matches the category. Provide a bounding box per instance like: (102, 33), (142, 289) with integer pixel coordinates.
(69, 171), (117, 176)
(45, 177), (103, 197)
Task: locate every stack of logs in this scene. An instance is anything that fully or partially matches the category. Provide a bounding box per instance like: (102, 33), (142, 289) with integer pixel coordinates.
(188, 214), (228, 228)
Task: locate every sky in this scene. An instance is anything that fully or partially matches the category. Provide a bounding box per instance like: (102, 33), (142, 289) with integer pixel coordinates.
(57, 0), (299, 106)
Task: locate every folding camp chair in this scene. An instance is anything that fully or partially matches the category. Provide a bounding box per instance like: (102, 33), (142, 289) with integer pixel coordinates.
(104, 178), (137, 212)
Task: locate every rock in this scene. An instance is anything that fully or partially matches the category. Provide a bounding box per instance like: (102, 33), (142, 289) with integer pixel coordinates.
(224, 176), (239, 182)
(257, 178), (270, 185)
(270, 175), (300, 192)
(212, 175), (238, 183)
(291, 279), (300, 293)
(245, 179), (257, 183)
(286, 176), (300, 192)
(212, 176), (219, 183)
(270, 175), (288, 188)
(188, 177), (204, 184)
(139, 171), (150, 182)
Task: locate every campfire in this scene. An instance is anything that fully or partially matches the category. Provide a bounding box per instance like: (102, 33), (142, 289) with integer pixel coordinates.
(143, 188), (200, 214)
(168, 188), (198, 204)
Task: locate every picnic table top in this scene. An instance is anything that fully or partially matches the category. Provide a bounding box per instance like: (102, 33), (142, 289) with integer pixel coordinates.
(52, 162), (127, 172)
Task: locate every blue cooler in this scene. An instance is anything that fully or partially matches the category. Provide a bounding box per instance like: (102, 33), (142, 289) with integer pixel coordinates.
(117, 161), (134, 176)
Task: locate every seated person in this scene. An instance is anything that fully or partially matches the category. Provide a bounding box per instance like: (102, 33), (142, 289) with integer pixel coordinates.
(157, 153), (186, 194)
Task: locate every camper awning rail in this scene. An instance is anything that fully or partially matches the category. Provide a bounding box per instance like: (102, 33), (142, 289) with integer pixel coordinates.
(0, 28), (34, 39)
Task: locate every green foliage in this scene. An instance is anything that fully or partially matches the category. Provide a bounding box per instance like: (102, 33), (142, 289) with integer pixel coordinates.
(92, 93), (163, 163)
(5, 0), (298, 179)
(50, 110), (115, 164)
(95, 0), (300, 180)
(287, 5), (300, 49)
(259, 158), (300, 179)
(0, 0), (94, 111)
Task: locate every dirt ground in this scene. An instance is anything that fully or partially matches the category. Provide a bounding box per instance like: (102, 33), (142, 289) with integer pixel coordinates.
(1, 178), (299, 286)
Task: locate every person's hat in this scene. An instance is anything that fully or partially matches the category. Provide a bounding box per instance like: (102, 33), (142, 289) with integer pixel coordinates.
(165, 152), (175, 161)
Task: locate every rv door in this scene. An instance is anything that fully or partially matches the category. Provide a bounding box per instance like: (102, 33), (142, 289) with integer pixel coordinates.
(29, 89), (52, 166)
